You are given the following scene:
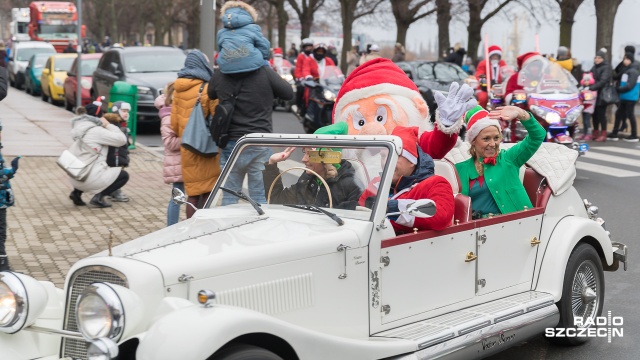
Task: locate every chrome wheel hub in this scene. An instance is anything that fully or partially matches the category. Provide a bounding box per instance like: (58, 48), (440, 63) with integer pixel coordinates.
(571, 262), (599, 325)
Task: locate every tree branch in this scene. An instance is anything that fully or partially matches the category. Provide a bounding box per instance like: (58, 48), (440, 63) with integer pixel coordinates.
(481, 0), (514, 25)
(413, 7), (437, 22)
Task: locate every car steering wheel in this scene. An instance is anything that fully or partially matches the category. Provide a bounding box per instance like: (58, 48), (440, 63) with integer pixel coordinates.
(267, 166), (333, 208)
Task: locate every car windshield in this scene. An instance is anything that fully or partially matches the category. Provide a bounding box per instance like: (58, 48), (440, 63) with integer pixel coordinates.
(38, 25), (77, 39)
(54, 57), (74, 72)
(433, 63), (468, 82)
(517, 59), (579, 94)
(417, 63), (435, 80)
(31, 55), (49, 68)
(124, 51), (186, 73)
(78, 58), (100, 76)
(17, 48), (55, 62)
(206, 140), (392, 221)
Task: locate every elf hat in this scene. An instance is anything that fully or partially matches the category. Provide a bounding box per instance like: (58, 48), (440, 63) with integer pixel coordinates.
(273, 47), (283, 57)
(488, 45), (502, 58)
(333, 58), (422, 122)
(464, 105), (501, 142)
(84, 96), (105, 117)
(391, 126), (419, 165)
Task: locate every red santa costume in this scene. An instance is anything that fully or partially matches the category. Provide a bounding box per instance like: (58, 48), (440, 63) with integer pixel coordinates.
(358, 126), (454, 233)
(269, 47), (293, 71)
(475, 45), (508, 108)
(504, 52), (544, 100)
(302, 44), (336, 79)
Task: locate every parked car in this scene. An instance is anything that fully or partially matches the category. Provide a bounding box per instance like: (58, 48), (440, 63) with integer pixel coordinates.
(40, 54), (76, 105)
(24, 53), (51, 96)
(0, 134), (627, 360)
(92, 45), (186, 122)
(7, 41), (56, 89)
(395, 61), (472, 117)
(63, 53), (103, 111)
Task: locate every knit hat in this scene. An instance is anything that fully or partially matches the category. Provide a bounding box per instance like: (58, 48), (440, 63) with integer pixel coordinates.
(488, 45), (502, 58)
(596, 49), (607, 59)
(84, 96), (105, 117)
(625, 52), (635, 63)
(333, 58), (423, 123)
(464, 105), (501, 142)
(111, 101), (131, 114)
(369, 44), (380, 52)
(273, 48), (283, 57)
(391, 126), (419, 165)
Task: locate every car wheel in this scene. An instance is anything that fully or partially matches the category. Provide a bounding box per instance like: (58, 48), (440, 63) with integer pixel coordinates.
(546, 243), (604, 345)
(41, 89), (49, 103)
(65, 96), (74, 112)
(9, 74), (15, 88)
(208, 344), (283, 360)
(25, 81), (31, 95)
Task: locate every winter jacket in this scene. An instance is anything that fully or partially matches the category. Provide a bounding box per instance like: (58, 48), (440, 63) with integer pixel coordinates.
(475, 58), (508, 84)
(445, 48), (466, 67)
(391, 52), (405, 63)
(589, 61), (612, 106)
(0, 67), (7, 102)
(302, 57), (336, 79)
(294, 53), (311, 79)
(104, 113), (130, 168)
(358, 148), (454, 233)
(208, 66), (293, 141)
(263, 159), (364, 210)
(505, 52), (544, 97)
(216, 1), (270, 74)
(359, 53), (382, 66)
(171, 78), (220, 196)
(617, 62), (640, 102)
(156, 94), (182, 184)
(0, 153), (16, 208)
(455, 117), (545, 215)
(68, 115), (127, 193)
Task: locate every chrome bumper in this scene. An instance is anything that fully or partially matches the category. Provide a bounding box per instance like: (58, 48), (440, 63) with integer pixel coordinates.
(611, 241), (628, 271)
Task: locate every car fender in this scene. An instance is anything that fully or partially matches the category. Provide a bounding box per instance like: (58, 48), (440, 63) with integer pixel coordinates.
(534, 216), (613, 302)
(136, 303), (414, 360)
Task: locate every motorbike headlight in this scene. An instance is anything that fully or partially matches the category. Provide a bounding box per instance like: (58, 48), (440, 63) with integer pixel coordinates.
(514, 93), (527, 101)
(0, 272), (48, 334)
(54, 78), (64, 87)
(529, 105), (547, 119)
(76, 283), (143, 341)
(81, 79), (91, 90)
(284, 74), (293, 82)
(323, 89), (336, 101)
(545, 112), (561, 124)
(566, 106), (584, 124)
(583, 92), (593, 101)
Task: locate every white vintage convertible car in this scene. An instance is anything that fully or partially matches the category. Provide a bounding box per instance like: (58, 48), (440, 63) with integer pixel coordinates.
(0, 134), (628, 360)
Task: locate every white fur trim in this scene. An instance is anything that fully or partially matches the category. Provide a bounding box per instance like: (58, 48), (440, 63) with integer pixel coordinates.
(401, 149), (418, 165)
(434, 109), (463, 135)
(335, 83), (421, 123)
(220, 1), (258, 22)
(465, 118), (502, 142)
(488, 49), (502, 58)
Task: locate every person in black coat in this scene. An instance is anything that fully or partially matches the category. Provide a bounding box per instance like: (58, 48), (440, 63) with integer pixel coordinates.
(589, 49), (613, 141)
(445, 47), (467, 67)
(0, 66), (8, 102)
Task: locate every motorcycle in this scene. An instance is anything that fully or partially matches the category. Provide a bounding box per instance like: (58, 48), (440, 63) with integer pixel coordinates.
(273, 66), (296, 112)
(509, 58), (587, 154)
(295, 66), (345, 134)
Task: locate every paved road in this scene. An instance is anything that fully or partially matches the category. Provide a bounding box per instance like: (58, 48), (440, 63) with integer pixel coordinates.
(5, 88), (638, 358)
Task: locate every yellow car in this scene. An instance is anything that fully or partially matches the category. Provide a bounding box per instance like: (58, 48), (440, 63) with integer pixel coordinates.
(41, 54), (76, 105)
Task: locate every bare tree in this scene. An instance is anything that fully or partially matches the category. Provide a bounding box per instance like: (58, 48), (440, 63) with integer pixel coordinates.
(594, 0), (623, 63)
(435, 0), (451, 60)
(339, 0), (385, 73)
(390, 0), (436, 47)
(466, 0), (515, 60)
(288, 0), (325, 40)
(556, 0), (584, 47)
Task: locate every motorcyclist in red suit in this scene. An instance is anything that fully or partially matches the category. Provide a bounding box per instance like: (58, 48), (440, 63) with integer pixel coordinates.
(475, 45), (508, 109)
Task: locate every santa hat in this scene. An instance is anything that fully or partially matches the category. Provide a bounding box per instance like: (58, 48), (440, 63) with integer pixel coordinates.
(488, 45), (502, 58)
(84, 96), (105, 117)
(333, 58), (422, 123)
(273, 47), (283, 57)
(464, 105), (501, 142)
(391, 126), (419, 165)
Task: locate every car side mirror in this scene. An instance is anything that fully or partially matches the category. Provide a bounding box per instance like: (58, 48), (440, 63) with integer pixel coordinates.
(42, 69), (50, 75)
(110, 62), (121, 76)
(386, 199), (437, 219)
(171, 187), (197, 211)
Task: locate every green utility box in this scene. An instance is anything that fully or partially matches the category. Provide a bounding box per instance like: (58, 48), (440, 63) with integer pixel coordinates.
(109, 81), (138, 149)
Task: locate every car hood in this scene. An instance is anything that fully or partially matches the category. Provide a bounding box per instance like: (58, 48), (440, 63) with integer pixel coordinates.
(106, 207), (370, 284)
(125, 71), (180, 90)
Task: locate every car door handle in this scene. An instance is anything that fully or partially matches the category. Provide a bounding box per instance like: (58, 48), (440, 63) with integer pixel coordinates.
(530, 237), (541, 246)
(465, 252), (478, 262)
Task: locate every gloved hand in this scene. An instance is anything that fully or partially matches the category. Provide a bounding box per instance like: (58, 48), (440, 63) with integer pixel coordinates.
(11, 157), (20, 173)
(434, 82), (477, 127)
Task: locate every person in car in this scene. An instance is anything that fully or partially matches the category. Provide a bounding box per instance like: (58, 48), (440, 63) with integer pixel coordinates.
(359, 126), (455, 233)
(455, 105), (545, 219)
(263, 123), (364, 210)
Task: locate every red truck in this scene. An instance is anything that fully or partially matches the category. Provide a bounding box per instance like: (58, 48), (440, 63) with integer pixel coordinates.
(28, 1), (80, 53)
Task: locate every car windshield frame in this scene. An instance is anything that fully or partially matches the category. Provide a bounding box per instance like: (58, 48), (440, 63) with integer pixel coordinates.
(123, 50), (187, 73)
(204, 137), (397, 223)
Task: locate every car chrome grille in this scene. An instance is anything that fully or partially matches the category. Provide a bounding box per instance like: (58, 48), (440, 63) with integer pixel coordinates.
(61, 266), (128, 360)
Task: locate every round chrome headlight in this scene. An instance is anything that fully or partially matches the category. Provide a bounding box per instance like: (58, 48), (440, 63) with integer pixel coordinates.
(77, 283), (125, 341)
(54, 77), (64, 87)
(323, 89), (336, 101)
(81, 78), (92, 90)
(0, 272), (48, 334)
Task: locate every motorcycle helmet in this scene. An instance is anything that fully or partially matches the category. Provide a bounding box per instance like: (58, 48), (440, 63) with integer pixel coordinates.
(301, 38), (313, 47)
(313, 43), (327, 61)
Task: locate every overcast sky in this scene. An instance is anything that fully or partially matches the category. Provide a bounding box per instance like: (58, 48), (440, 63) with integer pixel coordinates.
(356, 0), (639, 66)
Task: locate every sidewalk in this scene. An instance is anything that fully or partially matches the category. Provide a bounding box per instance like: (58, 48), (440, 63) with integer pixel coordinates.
(1, 89), (175, 287)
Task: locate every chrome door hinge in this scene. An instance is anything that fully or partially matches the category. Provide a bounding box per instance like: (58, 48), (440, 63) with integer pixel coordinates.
(381, 304), (391, 315)
(380, 256), (390, 268)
